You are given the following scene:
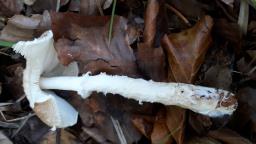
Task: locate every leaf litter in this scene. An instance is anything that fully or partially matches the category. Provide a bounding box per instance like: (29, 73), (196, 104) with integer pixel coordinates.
(0, 0), (255, 144)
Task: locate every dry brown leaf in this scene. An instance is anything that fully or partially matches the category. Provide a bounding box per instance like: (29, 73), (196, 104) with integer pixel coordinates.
(151, 109), (173, 144)
(80, 0), (112, 15)
(237, 57), (256, 81)
(131, 115), (154, 138)
(31, 0), (57, 13)
(188, 112), (212, 135)
(208, 128), (252, 144)
(71, 93), (142, 143)
(40, 129), (82, 144)
(51, 12), (139, 77)
(165, 106), (185, 144)
(185, 136), (221, 144)
(69, 0), (80, 11)
(203, 64), (232, 90)
(12, 117), (50, 143)
(213, 19), (241, 53)
(162, 15), (213, 83)
(0, 12), (50, 42)
(229, 87), (256, 142)
(136, 0), (167, 82)
(0, 0), (23, 17)
(166, 0), (207, 20)
(4, 64), (24, 100)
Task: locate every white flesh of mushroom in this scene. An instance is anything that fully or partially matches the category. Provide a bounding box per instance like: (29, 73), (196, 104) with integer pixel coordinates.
(40, 73), (236, 117)
(12, 31), (78, 128)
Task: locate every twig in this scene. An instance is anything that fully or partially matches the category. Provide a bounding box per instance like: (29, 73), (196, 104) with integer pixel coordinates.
(15, 95), (26, 103)
(0, 103), (13, 107)
(56, 0), (60, 12)
(0, 121), (19, 129)
(216, 0), (236, 22)
(165, 3), (191, 26)
(0, 111), (35, 122)
(56, 128), (61, 144)
(111, 116), (127, 144)
(238, 0), (249, 35)
(0, 52), (10, 56)
(96, 0), (104, 16)
(11, 113), (35, 138)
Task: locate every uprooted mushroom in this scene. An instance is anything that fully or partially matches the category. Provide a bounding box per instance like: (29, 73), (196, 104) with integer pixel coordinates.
(12, 28), (237, 128)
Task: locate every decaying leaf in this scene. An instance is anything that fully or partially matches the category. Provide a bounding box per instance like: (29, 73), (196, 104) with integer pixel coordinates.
(4, 64), (24, 100)
(80, 0), (113, 15)
(162, 15), (213, 83)
(203, 64), (232, 90)
(185, 136), (221, 144)
(31, 0), (57, 13)
(230, 87), (256, 142)
(166, 0), (207, 21)
(0, 11), (50, 42)
(40, 129), (82, 144)
(151, 109), (173, 144)
(68, 93), (142, 143)
(208, 128), (252, 144)
(51, 12), (139, 77)
(188, 112), (212, 135)
(212, 19), (241, 53)
(131, 115), (154, 138)
(0, 131), (13, 144)
(136, 0), (167, 82)
(12, 117), (50, 143)
(166, 106), (185, 144)
(0, 0), (23, 17)
(237, 57), (256, 81)
(69, 0), (80, 11)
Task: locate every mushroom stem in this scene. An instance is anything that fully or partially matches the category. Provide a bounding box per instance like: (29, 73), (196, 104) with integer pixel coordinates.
(40, 73), (237, 117)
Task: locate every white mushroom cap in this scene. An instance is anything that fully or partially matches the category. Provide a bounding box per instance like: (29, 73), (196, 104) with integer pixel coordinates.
(12, 30), (78, 128)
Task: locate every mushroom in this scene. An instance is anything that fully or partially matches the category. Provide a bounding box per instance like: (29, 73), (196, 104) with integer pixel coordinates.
(13, 30), (237, 128)
(12, 30), (78, 128)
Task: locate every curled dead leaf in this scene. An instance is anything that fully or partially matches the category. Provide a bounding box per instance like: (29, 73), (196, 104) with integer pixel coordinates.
(0, 11), (50, 42)
(0, 0), (23, 17)
(208, 128), (252, 144)
(162, 15), (213, 83)
(151, 109), (173, 144)
(136, 0), (167, 82)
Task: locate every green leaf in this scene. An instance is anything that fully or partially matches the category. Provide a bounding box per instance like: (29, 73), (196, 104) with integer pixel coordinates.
(0, 41), (16, 47)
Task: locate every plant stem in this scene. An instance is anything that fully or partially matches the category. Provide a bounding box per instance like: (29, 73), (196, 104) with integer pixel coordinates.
(238, 0), (249, 35)
(108, 0), (117, 45)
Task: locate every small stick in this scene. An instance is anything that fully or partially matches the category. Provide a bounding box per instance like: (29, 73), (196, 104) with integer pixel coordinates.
(165, 4), (191, 26)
